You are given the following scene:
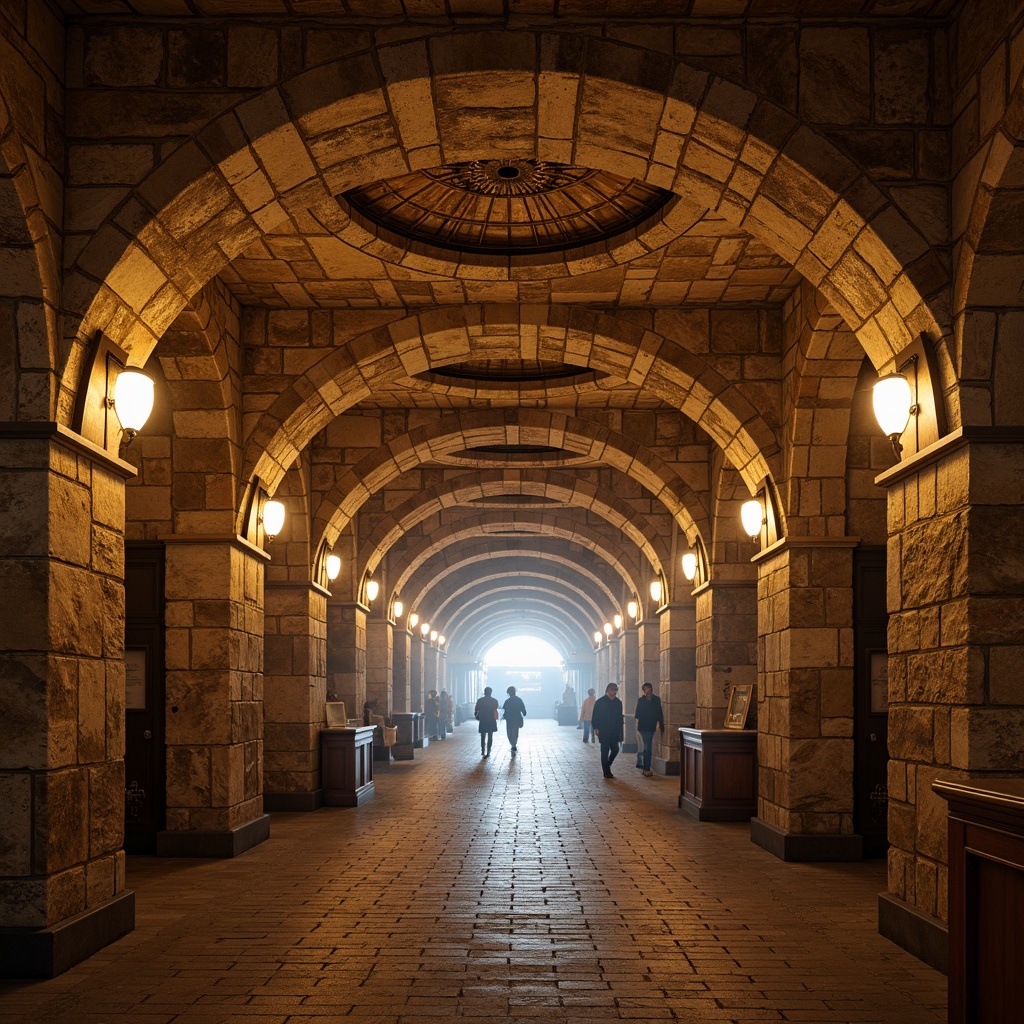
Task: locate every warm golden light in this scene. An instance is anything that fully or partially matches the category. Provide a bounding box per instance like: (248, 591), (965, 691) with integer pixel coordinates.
(627, 600), (639, 620)
(682, 551), (698, 581)
(365, 579), (379, 602)
(613, 614), (622, 630)
(325, 554), (341, 581)
(873, 373), (913, 450)
(593, 631), (602, 644)
(438, 635), (446, 646)
(409, 612), (419, 629)
(420, 621), (430, 636)
(393, 600), (403, 619)
(603, 622), (613, 637)
(649, 579), (662, 604)
(112, 367), (154, 442)
(262, 499), (285, 540)
(741, 498), (763, 539)
(430, 630), (438, 643)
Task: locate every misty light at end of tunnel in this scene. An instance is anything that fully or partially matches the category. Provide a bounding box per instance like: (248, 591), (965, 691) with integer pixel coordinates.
(482, 635), (563, 667)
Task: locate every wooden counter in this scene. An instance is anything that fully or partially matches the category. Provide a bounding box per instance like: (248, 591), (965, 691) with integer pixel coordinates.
(679, 727), (757, 821)
(321, 726), (375, 806)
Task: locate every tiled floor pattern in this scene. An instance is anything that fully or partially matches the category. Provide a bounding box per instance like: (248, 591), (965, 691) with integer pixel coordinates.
(1, 721), (946, 1023)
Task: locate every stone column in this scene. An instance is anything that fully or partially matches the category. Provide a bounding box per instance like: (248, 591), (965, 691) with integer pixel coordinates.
(0, 427), (135, 977)
(365, 616), (393, 716)
(638, 618), (660, 689)
(409, 637), (424, 712)
(160, 534), (270, 857)
(656, 601), (696, 774)
(424, 643), (438, 699)
(750, 537), (859, 862)
(694, 580), (757, 729)
(619, 627), (640, 752)
(877, 430), (1024, 971)
(326, 600), (366, 719)
(392, 626), (411, 713)
(262, 581), (327, 812)
(438, 650), (448, 695)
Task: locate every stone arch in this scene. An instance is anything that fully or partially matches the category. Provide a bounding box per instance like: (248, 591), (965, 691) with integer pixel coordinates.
(452, 601), (589, 656)
(954, 73), (1024, 426)
(384, 514), (649, 612)
(356, 469), (673, 595)
(252, 305), (778, 531)
(0, 90), (60, 421)
(462, 614), (581, 659)
(62, 36), (946, 422)
(439, 588), (599, 647)
(313, 406), (711, 547)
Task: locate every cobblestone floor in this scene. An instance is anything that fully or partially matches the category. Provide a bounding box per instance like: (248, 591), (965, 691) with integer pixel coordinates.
(0, 720), (946, 1023)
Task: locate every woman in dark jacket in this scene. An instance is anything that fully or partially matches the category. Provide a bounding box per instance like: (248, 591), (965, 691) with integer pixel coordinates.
(501, 686), (527, 755)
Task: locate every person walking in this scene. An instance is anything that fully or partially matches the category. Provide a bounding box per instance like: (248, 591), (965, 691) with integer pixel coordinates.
(425, 689), (441, 740)
(591, 682), (624, 778)
(439, 689), (453, 738)
(578, 688), (597, 743)
(634, 681), (665, 777)
(474, 686), (500, 757)
(501, 686), (527, 755)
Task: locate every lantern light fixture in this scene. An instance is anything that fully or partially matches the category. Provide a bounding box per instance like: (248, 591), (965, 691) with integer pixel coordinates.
(438, 635), (446, 647)
(365, 579), (379, 602)
(430, 629), (438, 643)
(393, 599), (404, 619)
(627, 599), (639, 620)
(873, 372), (914, 456)
(420, 621), (430, 637)
(603, 622), (613, 637)
(741, 498), (764, 540)
(682, 551), (698, 582)
(111, 368), (155, 445)
(613, 613), (622, 631)
(649, 579), (662, 604)
(261, 499), (286, 541)
(593, 631), (602, 645)
(409, 612), (419, 629)
(325, 554), (342, 581)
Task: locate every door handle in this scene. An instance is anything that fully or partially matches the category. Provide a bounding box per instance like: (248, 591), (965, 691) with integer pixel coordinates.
(870, 733), (877, 742)
(143, 730), (153, 740)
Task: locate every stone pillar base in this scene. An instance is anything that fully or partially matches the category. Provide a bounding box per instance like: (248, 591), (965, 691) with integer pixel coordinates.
(156, 815), (270, 858)
(750, 818), (863, 861)
(264, 791), (324, 812)
(652, 756), (680, 776)
(877, 892), (948, 974)
(0, 891), (135, 979)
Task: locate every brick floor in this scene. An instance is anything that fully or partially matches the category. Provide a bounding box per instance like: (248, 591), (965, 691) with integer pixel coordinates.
(0, 721), (946, 1023)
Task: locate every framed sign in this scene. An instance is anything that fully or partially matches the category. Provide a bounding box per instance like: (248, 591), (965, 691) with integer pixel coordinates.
(125, 648), (147, 710)
(724, 684), (753, 730)
(869, 650), (888, 714)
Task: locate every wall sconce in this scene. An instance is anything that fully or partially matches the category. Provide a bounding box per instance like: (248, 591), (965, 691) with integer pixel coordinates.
(872, 337), (948, 459)
(325, 554), (341, 582)
(649, 579), (662, 604)
(72, 334), (155, 452)
(420, 622), (430, 637)
(613, 614), (622, 631)
(681, 536), (709, 586)
(393, 599), (404, 619)
(603, 622), (613, 637)
(740, 479), (781, 549)
(365, 578), (379, 603)
(681, 551), (698, 581)
(593, 631), (602, 645)
(627, 599), (639, 620)
(261, 499), (286, 542)
(409, 612), (419, 629)
(430, 630), (438, 644)
(438, 635), (446, 647)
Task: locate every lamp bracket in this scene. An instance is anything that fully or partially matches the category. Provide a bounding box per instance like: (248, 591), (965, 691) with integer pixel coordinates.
(886, 338), (948, 458)
(72, 332), (131, 453)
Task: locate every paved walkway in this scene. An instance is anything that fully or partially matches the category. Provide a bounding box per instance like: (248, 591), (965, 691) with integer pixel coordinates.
(1, 721), (946, 1024)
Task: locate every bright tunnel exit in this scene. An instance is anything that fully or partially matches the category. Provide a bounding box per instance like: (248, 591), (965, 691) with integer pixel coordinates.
(481, 636), (568, 720)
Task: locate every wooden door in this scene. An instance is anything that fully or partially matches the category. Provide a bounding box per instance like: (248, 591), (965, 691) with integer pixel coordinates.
(124, 542), (166, 854)
(853, 546), (889, 857)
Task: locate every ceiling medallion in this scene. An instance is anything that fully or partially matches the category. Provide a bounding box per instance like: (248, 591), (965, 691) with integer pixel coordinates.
(342, 160), (672, 256)
(434, 159), (591, 197)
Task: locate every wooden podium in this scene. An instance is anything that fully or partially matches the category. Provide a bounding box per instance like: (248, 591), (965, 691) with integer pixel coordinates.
(679, 727), (757, 821)
(321, 726), (375, 806)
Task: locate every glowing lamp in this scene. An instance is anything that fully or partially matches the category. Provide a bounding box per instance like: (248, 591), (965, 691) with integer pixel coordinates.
(613, 614), (622, 630)
(741, 499), (764, 540)
(438, 635), (446, 647)
(430, 630), (438, 643)
(325, 554), (341, 581)
(409, 612), (419, 629)
(603, 622), (613, 637)
(365, 579), (379, 602)
(650, 579), (662, 604)
(873, 373), (913, 454)
(393, 600), (404, 619)
(420, 622), (430, 637)
(593, 631), (602, 644)
(627, 600), (639, 620)
(261, 499), (285, 541)
(682, 551), (698, 581)
(112, 368), (155, 444)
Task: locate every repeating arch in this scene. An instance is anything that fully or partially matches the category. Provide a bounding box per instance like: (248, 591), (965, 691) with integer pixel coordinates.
(314, 406), (711, 545)
(61, 36), (946, 426)
(355, 469), (673, 592)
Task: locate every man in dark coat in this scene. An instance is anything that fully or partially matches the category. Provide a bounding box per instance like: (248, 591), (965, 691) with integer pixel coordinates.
(590, 682), (624, 778)
(634, 681), (665, 776)
(474, 686), (500, 757)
